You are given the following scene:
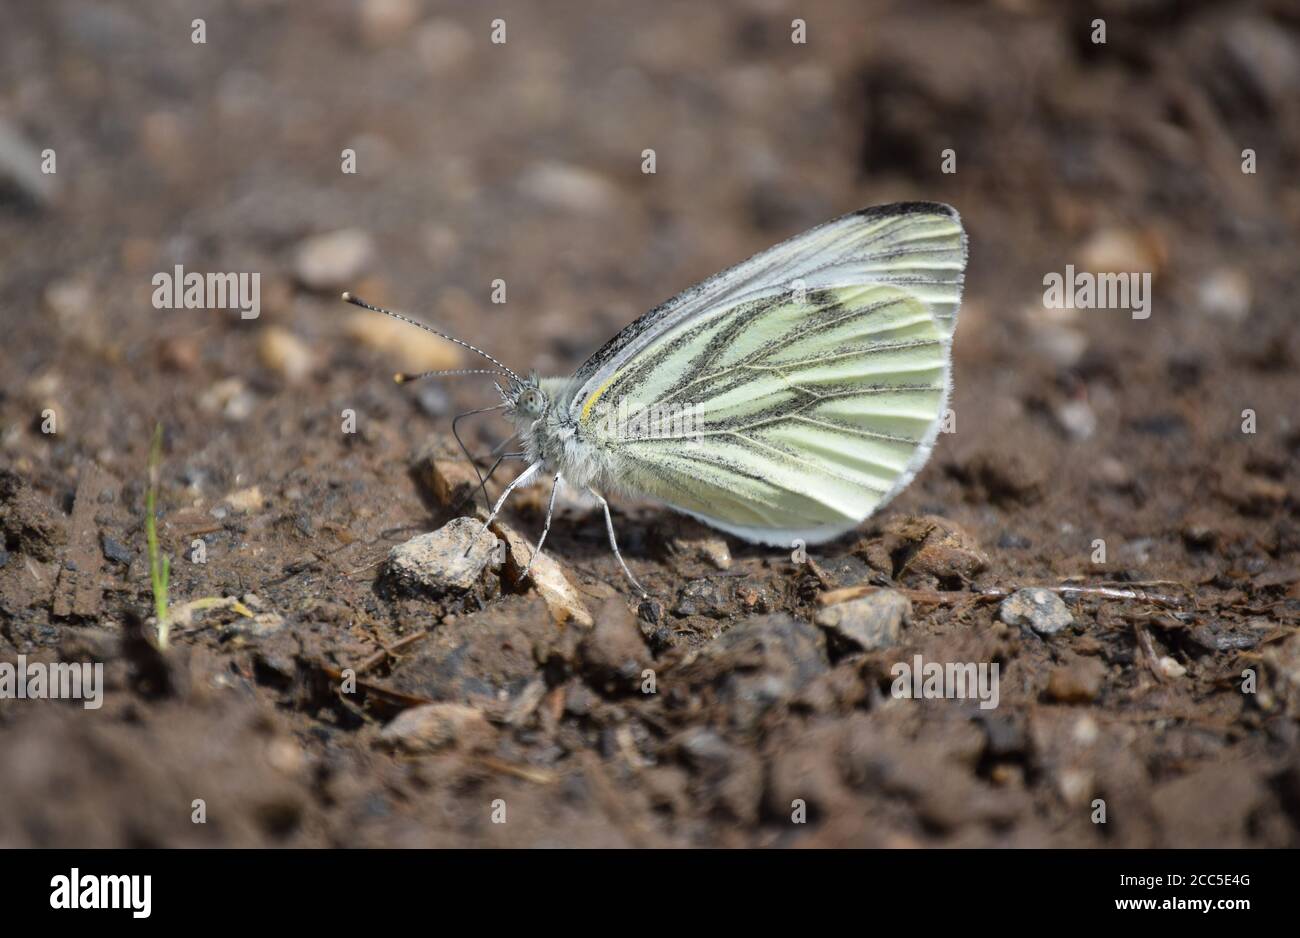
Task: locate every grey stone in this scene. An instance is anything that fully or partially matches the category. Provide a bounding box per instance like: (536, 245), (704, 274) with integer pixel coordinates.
(815, 589), (911, 652)
(999, 587), (1073, 635)
(385, 517), (501, 595)
(101, 534), (133, 566)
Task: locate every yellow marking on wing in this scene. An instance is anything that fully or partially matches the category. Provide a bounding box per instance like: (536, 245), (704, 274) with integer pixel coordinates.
(580, 373), (620, 425)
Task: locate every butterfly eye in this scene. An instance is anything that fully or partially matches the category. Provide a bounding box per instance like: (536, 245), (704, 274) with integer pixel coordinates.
(519, 388), (547, 417)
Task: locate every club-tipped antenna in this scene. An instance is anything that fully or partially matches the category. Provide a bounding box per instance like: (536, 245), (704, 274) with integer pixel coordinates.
(341, 292), (521, 385)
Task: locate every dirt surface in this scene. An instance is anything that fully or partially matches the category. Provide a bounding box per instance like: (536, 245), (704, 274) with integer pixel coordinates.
(2, 0), (1299, 847)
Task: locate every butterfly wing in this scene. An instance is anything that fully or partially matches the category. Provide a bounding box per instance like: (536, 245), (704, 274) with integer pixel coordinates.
(565, 202), (967, 546)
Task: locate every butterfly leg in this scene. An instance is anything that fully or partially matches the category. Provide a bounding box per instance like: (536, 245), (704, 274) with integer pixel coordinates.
(521, 471), (562, 581)
(468, 460), (542, 554)
(588, 488), (648, 598)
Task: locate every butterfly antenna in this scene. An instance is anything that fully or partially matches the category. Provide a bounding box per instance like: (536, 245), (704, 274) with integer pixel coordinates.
(341, 292), (522, 384)
(394, 368), (511, 384)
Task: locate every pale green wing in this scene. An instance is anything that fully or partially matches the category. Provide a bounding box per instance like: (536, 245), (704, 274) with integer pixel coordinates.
(564, 202), (965, 410)
(568, 203), (966, 546)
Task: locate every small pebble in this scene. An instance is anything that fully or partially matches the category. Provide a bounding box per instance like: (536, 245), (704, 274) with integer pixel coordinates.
(1156, 655), (1187, 679)
(494, 520), (593, 626)
(1093, 457), (1132, 490)
(158, 336), (201, 372)
(677, 728), (734, 771)
(1028, 320), (1089, 370)
(1072, 715), (1101, 745)
(1197, 268), (1251, 322)
(415, 19), (474, 73)
(868, 515), (989, 584)
(386, 517), (501, 595)
(1054, 398), (1096, 440)
(518, 162), (619, 215)
(100, 534), (133, 566)
(294, 229), (374, 292)
(999, 587), (1074, 636)
(1079, 226), (1164, 277)
(378, 702), (494, 753)
(198, 378), (256, 422)
(815, 589), (911, 652)
(224, 486), (265, 514)
(359, 0), (421, 45)
(1057, 769), (1094, 808)
(564, 683), (596, 717)
(265, 737), (305, 776)
(257, 326), (315, 383)
(43, 277), (93, 327)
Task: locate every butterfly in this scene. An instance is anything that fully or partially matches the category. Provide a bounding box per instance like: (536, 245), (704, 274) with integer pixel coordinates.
(344, 201), (967, 597)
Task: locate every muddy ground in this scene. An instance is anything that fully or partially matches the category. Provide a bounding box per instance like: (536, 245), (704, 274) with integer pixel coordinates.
(2, 0), (1299, 847)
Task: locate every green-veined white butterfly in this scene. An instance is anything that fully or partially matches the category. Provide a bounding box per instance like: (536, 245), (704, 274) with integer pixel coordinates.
(344, 201), (967, 596)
